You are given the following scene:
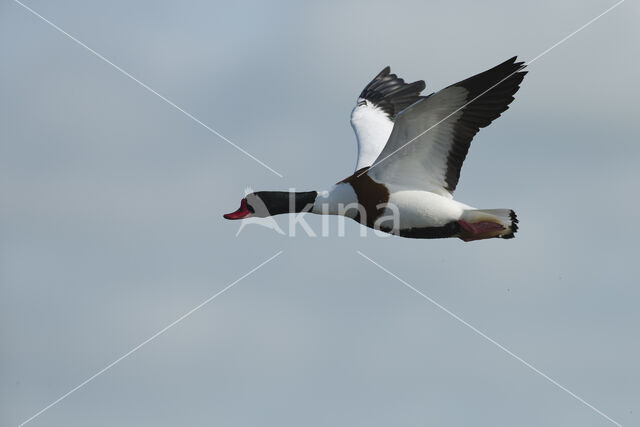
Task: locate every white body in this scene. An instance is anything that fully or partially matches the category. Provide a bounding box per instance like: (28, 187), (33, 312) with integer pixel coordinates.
(382, 184), (473, 229)
(312, 181), (473, 229)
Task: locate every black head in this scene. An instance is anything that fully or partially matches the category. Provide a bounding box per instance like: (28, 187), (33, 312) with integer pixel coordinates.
(224, 191), (317, 220)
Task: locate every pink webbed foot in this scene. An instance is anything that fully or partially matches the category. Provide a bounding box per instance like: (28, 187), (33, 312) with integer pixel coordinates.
(458, 220), (505, 241)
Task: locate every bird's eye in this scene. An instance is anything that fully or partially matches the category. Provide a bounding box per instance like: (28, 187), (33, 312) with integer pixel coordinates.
(357, 100), (367, 107)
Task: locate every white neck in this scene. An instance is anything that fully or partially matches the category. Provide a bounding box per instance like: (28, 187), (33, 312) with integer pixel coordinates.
(311, 183), (359, 217)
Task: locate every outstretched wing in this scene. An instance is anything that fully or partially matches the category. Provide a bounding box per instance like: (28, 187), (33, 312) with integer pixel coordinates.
(350, 67), (425, 171)
(368, 57), (527, 197)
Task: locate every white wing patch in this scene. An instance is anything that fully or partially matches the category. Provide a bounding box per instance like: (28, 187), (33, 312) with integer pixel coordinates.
(350, 99), (394, 171)
(349, 67), (426, 173)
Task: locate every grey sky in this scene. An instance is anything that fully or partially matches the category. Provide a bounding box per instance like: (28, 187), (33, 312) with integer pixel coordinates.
(2, 0), (639, 426)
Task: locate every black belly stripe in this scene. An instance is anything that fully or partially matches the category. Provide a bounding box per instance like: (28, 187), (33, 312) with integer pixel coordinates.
(379, 221), (461, 239)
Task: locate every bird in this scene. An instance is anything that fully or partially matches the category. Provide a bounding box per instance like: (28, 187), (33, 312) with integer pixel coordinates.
(224, 57), (527, 242)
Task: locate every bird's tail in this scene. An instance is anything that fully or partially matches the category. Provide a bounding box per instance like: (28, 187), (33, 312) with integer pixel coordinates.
(458, 209), (518, 242)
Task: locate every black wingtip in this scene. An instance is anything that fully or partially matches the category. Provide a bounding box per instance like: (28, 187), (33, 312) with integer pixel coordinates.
(369, 66), (391, 82)
(359, 67), (426, 119)
(443, 57), (528, 193)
